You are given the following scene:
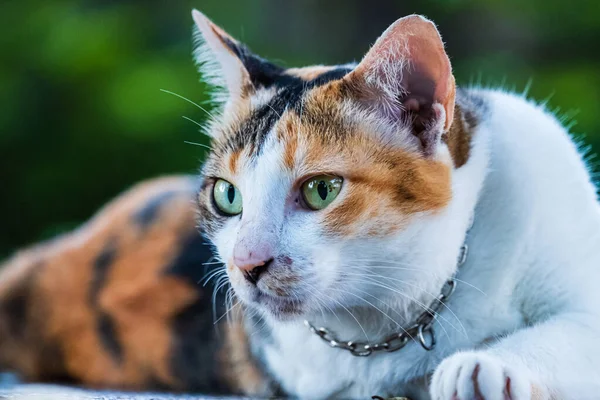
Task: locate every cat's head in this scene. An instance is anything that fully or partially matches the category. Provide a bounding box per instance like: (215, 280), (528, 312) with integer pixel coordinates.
(193, 10), (478, 322)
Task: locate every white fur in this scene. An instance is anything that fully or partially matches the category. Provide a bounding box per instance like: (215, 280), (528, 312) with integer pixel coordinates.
(212, 88), (600, 399)
(192, 10), (249, 116)
(193, 11), (600, 399)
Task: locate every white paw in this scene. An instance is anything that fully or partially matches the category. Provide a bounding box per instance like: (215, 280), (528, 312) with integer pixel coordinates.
(430, 352), (532, 400)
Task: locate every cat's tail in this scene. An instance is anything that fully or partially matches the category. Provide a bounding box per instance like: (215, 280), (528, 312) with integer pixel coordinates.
(0, 176), (269, 395)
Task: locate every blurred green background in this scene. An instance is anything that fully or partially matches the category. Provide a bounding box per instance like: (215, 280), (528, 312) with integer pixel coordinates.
(1, 0), (599, 258)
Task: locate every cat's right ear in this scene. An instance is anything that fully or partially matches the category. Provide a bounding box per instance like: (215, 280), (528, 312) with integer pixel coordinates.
(192, 10), (282, 107)
(342, 15), (456, 158)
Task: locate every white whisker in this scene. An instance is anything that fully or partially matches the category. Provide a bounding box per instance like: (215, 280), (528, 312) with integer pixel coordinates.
(214, 299), (240, 325)
(329, 287), (402, 337)
(343, 271), (467, 336)
(351, 275), (465, 338)
(160, 89), (217, 120)
(201, 267), (226, 286)
(346, 260), (487, 296)
(316, 287), (370, 340)
(184, 140), (212, 150)
(211, 275), (230, 321)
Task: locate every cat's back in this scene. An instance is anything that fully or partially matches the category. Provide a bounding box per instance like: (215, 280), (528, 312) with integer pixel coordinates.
(0, 175), (265, 393)
(469, 87), (597, 208)
(464, 88), (600, 312)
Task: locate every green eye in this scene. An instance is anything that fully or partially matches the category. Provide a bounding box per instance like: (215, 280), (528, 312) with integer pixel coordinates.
(301, 175), (343, 210)
(213, 179), (242, 215)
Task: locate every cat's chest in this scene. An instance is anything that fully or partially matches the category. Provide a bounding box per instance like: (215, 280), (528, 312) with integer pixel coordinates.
(262, 324), (416, 398)
(255, 291), (524, 399)
(259, 323), (451, 399)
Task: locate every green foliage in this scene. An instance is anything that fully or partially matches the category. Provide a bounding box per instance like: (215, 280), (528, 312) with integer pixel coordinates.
(1, 0), (599, 257)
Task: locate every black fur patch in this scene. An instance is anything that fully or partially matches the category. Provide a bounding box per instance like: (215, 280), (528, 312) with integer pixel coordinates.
(161, 230), (232, 393)
(220, 37), (298, 90)
(456, 88), (488, 127)
(89, 239), (123, 364)
(132, 190), (178, 230)
(89, 239), (117, 304)
(223, 66), (352, 157)
(0, 265), (39, 337)
(243, 311), (284, 396)
(37, 341), (71, 384)
(164, 230), (216, 287)
(169, 296), (229, 393)
(97, 312), (123, 364)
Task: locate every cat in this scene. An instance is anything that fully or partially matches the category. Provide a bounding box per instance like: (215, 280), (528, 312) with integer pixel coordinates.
(1, 8), (600, 400)
(0, 176), (264, 393)
(192, 8), (600, 400)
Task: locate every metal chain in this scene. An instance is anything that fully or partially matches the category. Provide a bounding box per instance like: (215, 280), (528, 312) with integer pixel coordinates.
(305, 241), (469, 357)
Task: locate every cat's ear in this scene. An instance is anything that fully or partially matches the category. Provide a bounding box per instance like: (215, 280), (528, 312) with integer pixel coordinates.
(344, 15), (455, 157)
(192, 10), (283, 106)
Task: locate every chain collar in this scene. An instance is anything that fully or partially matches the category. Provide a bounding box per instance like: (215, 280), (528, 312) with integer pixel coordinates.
(305, 243), (469, 357)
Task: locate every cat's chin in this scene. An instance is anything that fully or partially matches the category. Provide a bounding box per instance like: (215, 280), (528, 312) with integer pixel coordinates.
(251, 290), (306, 321)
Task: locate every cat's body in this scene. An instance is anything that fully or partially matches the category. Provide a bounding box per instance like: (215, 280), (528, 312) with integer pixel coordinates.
(0, 176), (266, 394)
(191, 10), (600, 400)
(253, 88), (600, 399)
(1, 10), (600, 400)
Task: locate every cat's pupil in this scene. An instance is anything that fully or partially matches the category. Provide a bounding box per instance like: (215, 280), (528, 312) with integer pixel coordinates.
(227, 185), (235, 204)
(317, 181), (328, 200)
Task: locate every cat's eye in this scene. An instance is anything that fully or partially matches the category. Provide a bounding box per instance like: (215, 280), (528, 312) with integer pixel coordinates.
(301, 175), (343, 210)
(213, 179), (243, 215)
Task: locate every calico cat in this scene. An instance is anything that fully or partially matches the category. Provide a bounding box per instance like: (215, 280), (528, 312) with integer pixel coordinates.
(1, 8), (600, 400)
(192, 9), (600, 400)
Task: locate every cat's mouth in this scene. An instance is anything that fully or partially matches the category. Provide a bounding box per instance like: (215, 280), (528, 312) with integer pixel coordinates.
(253, 290), (304, 319)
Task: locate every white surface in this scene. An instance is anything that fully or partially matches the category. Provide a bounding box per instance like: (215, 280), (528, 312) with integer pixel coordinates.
(0, 384), (250, 399)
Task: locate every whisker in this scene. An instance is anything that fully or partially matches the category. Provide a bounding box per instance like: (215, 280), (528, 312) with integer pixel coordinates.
(343, 276), (452, 341)
(329, 287), (402, 334)
(214, 300), (240, 325)
(342, 286), (420, 344)
(211, 275), (230, 320)
(182, 115), (204, 128)
(184, 140), (212, 150)
(345, 261), (487, 296)
(304, 282), (341, 323)
(246, 308), (268, 338)
(160, 89), (217, 120)
(266, 104), (282, 119)
(352, 276), (465, 338)
(348, 286), (409, 323)
(316, 287), (370, 341)
(225, 287), (235, 324)
(201, 267), (226, 286)
(343, 271), (467, 335)
(301, 284), (326, 319)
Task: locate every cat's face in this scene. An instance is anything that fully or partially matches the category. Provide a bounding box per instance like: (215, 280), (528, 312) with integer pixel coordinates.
(194, 11), (469, 321)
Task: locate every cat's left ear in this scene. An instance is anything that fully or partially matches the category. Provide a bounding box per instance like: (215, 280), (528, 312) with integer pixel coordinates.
(192, 10), (283, 106)
(344, 15), (455, 157)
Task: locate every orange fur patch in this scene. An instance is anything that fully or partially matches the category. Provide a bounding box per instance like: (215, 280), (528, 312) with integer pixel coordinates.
(281, 84), (452, 237)
(228, 150), (241, 174)
(281, 116), (299, 170)
(217, 309), (270, 396)
(0, 177), (208, 390)
(444, 104), (472, 168)
(286, 65), (341, 81)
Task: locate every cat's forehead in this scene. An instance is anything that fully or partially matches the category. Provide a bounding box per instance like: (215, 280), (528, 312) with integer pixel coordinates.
(209, 65), (355, 163)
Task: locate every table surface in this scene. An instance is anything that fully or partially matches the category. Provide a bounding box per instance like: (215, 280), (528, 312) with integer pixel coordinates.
(0, 383), (252, 400)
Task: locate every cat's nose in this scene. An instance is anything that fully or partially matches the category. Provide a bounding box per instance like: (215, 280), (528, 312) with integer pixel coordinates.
(233, 243), (274, 284)
(240, 258), (273, 285)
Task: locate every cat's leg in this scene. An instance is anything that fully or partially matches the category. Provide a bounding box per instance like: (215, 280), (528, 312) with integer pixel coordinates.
(429, 312), (600, 399)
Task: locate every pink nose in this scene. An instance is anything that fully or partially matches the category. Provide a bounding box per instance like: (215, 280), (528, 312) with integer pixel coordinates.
(233, 241), (273, 271)
(233, 242), (274, 284)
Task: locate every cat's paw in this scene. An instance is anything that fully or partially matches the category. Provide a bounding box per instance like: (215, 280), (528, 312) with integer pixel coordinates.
(430, 351), (532, 400)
